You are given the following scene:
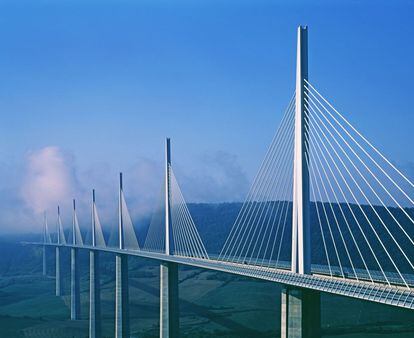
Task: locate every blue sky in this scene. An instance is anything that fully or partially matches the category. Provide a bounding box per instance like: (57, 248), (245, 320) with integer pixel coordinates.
(0, 0), (413, 233)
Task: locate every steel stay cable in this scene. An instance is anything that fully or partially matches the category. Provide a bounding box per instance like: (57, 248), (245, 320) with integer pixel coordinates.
(252, 154), (293, 270)
(121, 193), (140, 249)
(305, 117), (359, 279)
(272, 144), (295, 270)
(176, 196), (202, 258)
(218, 105), (293, 260)
(307, 109), (373, 282)
(307, 103), (401, 287)
(228, 105), (296, 261)
(176, 181), (210, 258)
(274, 189), (293, 269)
(259, 169), (293, 268)
(252, 138), (294, 266)
(157, 186), (166, 252)
(219, 95), (296, 260)
(304, 131), (345, 278)
(176, 200), (190, 256)
(74, 212), (84, 245)
(307, 111), (390, 284)
(171, 173), (195, 257)
(172, 169), (209, 258)
(144, 184), (164, 251)
(305, 79), (414, 191)
(171, 181), (188, 256)
(243, 121), (296, 264)
(306, 106), (374, 281)
(305, 91), (414, 247)
(173, 175), (207, 258)
(171, 172), (200, 258)
(307, 120), (360, 280)
(301, 124), (333, 276)
(58, 211), (66, 244)
(147, 177), (166, 252)
(252, 125), (295, 266)
(306, 103), (385, 282)
(231, 111), (296, 262)
(170, 198), (184, 255)
(305, 154), (333, 277)
(307, 96), (414, 277)
(222, 102), (295, 261)
(174, 180), (195, 257)
(223, 113), (294, 262)
(94, 207), (106, 247)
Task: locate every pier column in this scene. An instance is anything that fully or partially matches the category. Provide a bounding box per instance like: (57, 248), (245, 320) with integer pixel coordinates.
(55, 246), (62, 296)
(42, 245), (47, 276)
(71, 247), (81, 320)
(115, 254), (129, 338)
(281, 286), (320, 338)
(160, 261), (179, 338)
(89, 250), (101, 338)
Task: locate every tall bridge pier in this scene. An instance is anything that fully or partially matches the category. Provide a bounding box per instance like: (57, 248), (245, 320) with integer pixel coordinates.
(160, 262), (179, 338)
(281, 287), (320, 338)
(115, 254), (129, 338)
(55, 246), (62, 296)
(70, 247), (80, 319)
(89, 249), (101, 337)
(115, 173), (130, 338)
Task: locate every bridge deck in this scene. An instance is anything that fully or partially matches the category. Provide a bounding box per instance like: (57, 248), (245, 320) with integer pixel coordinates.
(25, 242), (414, 310)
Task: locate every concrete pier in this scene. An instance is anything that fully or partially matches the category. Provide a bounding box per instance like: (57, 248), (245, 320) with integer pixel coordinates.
(281, 286), (320, 338)
(115, 254), (129, 338)
(71, 248), (81, 320)
(55, 246), (62, 296)
(160, 261), (179, 338)
(89, 250), (101, 338)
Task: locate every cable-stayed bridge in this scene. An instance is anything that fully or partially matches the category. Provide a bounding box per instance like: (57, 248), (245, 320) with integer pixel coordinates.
(26, 26), (414, 338)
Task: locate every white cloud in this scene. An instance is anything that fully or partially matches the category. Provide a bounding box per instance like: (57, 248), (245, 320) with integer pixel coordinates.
(0, 146), (249, 235)
(21, 146), (79, 215)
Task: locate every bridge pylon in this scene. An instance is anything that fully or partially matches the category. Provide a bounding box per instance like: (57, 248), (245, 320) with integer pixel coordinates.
(160, 138), (179, 338)
(70, 199), (81, 320)
(115, 173), (130, 338)
(89, 189), (102, 338)
(282, 26), (321, 338)
(55, 206), (63, 297)
(291, 25), (310, 276)
(42, 211), (48, 276)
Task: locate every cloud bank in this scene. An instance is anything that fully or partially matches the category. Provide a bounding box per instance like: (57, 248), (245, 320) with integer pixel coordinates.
(22, 146), (79, 214)
(1, 146), (249, 234)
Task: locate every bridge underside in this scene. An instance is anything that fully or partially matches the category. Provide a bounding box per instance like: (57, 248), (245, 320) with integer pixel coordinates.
(31, 243), (414, 310)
